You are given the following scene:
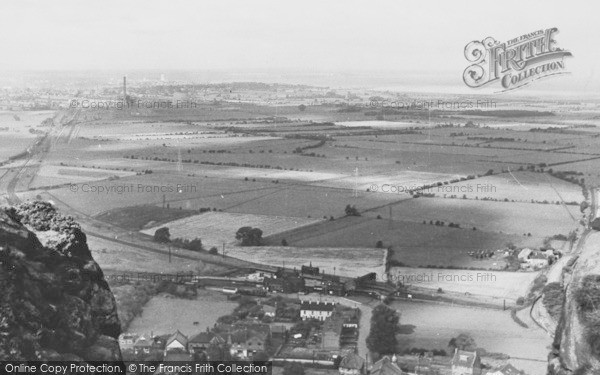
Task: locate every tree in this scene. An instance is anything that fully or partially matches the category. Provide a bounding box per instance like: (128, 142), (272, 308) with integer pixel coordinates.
(366, 304), (399, 356)
(448, 333), (476, 352)
(283, 362), (305, 375)
(345, 204), (360, 216)
(298, 104), (307, 112)
(153, 227), (171, 243)
(235, 226), (264, 246)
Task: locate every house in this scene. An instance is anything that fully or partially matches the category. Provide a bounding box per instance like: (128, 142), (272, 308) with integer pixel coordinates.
(151, 335), (168, 352)
(133, 335), (153, 355)
(118, 333), (139, 350)
(204, 335), (229, 360)
(517, 248), (533, 261)
(188, 331), (223, 354)
(228, 329), (268, 359)
(165, 330), (188, 354)
(484, 364), (524, 375)
(339, 352), (366, 375)
(300, 300), (336, 321)
(527, 252), (549, 268)
(262, 304), (276, 318)
(370, 356), (403, 375)
(301, 264), (320, 276)
(451, 349), (481, 375)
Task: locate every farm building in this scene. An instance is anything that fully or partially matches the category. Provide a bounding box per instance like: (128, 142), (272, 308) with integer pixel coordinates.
(517, 248), (533, 261)
(520, 251), (549, 270)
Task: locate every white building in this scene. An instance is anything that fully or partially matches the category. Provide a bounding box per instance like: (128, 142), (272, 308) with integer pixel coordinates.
(300, 300), (336, 321)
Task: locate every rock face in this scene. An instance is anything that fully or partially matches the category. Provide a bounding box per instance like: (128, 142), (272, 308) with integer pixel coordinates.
(0, 201), (121, 361)
(549, 231), (600, 375)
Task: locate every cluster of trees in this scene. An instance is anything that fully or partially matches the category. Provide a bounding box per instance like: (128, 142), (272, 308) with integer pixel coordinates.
(422, 220), (461, 228)
(345, 204), (360, 216)
(366, 304), (399, 357)
(217, 296), (264, 323)
(292, 139), (327, 154)
(153, 227), (204, 252)
(235, 226), (264, 246)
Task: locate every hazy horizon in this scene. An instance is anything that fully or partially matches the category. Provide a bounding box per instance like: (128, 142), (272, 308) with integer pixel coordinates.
(1, 0), (599, 97)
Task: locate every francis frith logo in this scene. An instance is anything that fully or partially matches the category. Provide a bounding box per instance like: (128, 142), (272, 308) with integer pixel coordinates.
(463, 27), (572, 91)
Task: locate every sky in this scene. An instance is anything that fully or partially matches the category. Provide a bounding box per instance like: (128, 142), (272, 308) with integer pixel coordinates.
(0, 0), (599, 95)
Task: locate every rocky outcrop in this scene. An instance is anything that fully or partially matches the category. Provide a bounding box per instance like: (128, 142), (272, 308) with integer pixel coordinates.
(0, 201), (121, 360)
(548, 232), (600, 375)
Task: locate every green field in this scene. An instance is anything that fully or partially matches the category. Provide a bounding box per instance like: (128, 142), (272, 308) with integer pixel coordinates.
(264, 216), (523, 268)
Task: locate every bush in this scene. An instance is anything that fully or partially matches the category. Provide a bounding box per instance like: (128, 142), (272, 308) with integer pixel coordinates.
(574, 274), (600, 314)
(542, 282), (565, 320)
(345, 204), (360, 216)
(153, 227), (171, 243)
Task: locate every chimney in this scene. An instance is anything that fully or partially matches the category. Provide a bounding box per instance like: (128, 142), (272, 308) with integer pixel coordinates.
(123, 76), (127, 103)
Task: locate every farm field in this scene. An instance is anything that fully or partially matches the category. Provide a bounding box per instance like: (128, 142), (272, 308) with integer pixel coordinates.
(0, 111), (51, 161)
(88, 235), (220, 275)
(41, 172), (280, 216)
(336, 120), (416, 128)
(126, 291), (236, 337)
(224, 246), (386, 278)
(388, 267), (538, 300)
(431, 171), (584, 204)
(29, 163), (136, 188)
(390, 300), (550, 375)
(95, 205), (199, 230)
(266, 216), (525, 268)
(141, 211), (324, 249)
(222, 183), (406, 219)
(364, 196), (582, 241)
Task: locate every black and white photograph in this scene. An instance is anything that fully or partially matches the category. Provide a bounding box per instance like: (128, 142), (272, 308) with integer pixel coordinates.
(0, 1), (599, 374)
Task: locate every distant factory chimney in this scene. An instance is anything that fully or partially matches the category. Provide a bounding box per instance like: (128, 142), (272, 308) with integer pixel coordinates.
(123, 76), (127, 103)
